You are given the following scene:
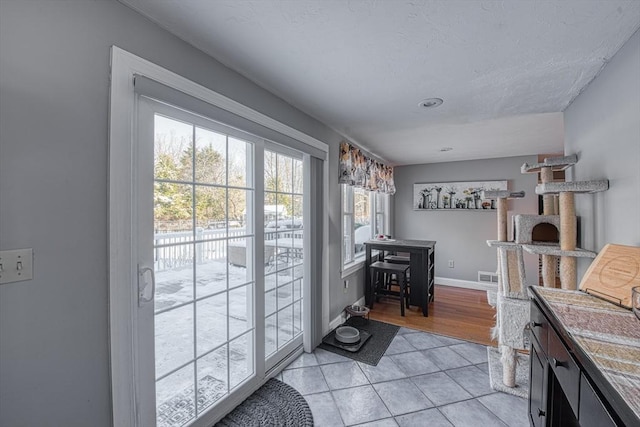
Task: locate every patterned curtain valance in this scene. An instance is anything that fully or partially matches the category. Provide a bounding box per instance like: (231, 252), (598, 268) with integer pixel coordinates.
(339, 141), (396, 194)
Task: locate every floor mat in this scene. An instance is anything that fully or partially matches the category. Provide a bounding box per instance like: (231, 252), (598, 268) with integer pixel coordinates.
(216, 378), (313, 427)
(319, 317), (399, 366)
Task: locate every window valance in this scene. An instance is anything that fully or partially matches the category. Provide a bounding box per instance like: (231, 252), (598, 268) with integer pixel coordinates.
(339, 141), (395, 194)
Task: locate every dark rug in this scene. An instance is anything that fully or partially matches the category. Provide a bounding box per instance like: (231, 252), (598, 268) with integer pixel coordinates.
(319, 317), (399, 366)
(216, 378), (313, 427)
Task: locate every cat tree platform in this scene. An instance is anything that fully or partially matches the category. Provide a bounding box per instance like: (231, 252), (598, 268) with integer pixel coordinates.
(535, 180), (609, 195)
(521, 154), (578, 174)
(487, 240), (520, 248)
(522, 244), (597, 258)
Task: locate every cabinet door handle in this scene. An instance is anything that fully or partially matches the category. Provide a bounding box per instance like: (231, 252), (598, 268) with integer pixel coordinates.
(552, 358), (565, 368)
(538, 408), (546, 417)
(531, 321), (542, 328)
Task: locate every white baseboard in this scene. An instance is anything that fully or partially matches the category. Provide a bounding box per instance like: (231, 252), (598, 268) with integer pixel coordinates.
(436, 276), (498, 292)
(328, 296), (366, 332)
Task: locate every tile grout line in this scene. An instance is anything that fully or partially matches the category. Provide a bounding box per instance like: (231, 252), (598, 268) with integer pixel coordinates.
(317, 357), (348, 427)
(297, 331), (516, 426)
(476, 395), (519, 427)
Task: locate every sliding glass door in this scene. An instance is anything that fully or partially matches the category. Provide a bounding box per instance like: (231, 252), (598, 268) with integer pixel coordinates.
(133, 97), (310, 426)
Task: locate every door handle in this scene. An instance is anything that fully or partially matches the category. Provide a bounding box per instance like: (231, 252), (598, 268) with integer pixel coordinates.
(138, 266), (156, 306)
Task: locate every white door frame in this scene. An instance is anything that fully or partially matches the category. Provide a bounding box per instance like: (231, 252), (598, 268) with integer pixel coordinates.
(108, 46), (329, 426)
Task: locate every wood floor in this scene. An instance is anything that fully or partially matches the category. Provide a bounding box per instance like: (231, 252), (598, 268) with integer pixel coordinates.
(368, 284), (497, 347)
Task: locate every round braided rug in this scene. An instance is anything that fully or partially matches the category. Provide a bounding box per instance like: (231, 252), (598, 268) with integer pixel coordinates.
(216, 378), (313, 426)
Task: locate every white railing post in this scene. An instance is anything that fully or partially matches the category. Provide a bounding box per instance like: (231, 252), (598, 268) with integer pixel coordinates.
(196, 227), (204, 264)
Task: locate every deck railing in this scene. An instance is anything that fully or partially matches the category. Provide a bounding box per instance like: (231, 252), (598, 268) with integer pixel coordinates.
(154, 228), (247, 270)
(153, 227), (303, 270)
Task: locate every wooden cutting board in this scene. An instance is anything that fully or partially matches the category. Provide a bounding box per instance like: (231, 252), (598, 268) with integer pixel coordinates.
(579, 243), (640, 308)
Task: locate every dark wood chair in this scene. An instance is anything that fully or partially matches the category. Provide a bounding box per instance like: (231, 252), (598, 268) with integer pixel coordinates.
(369, 261), (410, 316)
(384, 253), (411, 288)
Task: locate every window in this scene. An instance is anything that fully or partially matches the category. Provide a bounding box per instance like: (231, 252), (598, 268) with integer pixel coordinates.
(341, 184), (389, 271)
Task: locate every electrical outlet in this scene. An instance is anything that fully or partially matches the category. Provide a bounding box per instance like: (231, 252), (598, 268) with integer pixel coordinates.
(448, 260), (454, 268)
(343, 279), (349, 293)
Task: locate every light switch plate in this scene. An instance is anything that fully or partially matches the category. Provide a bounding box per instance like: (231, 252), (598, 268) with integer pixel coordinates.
(0, 248), (33, 284)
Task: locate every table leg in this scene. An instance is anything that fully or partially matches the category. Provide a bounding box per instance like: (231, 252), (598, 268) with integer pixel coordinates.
(409, 251), (428, 316)
(365, 246), (372, 307)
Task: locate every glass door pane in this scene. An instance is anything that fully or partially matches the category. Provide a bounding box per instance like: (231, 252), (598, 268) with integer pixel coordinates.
(264, 150), (304, 367)
(152, 111), (255, 426)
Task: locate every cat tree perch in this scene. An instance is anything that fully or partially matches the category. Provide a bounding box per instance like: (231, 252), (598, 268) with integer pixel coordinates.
(529, 179), (608, 289)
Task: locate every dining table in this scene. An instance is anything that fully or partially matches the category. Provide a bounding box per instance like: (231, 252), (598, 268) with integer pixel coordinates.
(364, 238), (436, 316)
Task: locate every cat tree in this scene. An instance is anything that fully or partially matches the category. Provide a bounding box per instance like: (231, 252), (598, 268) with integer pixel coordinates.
(484, 154), (609, 393)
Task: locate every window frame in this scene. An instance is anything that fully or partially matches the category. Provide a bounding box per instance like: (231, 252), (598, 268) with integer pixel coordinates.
(340, 184), (390, 277)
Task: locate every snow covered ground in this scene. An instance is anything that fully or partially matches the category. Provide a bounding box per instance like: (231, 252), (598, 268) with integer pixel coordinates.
(153, 255), (303, 426)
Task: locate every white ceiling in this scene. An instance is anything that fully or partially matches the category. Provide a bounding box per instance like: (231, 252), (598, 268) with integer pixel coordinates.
(121, 0), (640, 165)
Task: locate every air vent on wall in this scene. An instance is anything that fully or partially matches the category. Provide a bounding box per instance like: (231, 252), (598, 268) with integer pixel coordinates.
(478, 271), (499, 284)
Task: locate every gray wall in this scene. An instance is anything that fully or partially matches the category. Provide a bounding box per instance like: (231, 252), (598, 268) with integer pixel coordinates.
(0, 1), (349, 425)
(393, 156), (540, 283)
(564, 29), (640, 280)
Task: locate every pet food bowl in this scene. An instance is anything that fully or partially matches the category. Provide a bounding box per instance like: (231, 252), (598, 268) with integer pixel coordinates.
(349, 305), (369, 314)
(335, 326), (360, 344)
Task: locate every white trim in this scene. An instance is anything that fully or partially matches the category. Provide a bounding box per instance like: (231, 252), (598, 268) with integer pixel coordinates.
(329, 311), (347, 331)
(436, 276), (498, 292)
(328, 296), (366, 331)
(266, 346), (304, 378)
(115, 46), (327, 153)
(341, 257), (366, 278)
(302, 153), (313, 353)
(108, 45), (139, 427)
(322, 161), (330, 337)
(353, 296), (366, 307)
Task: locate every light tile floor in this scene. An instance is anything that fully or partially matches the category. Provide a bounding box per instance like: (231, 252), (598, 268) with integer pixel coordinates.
(278, 326), (528, 427)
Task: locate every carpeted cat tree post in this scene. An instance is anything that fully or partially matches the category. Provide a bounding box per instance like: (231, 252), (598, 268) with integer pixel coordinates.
(483, 190), (526, 389)
(540, 164), (557, 287)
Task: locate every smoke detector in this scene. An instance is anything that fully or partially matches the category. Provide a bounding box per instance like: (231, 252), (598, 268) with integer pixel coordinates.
(419, 98), (444, 109)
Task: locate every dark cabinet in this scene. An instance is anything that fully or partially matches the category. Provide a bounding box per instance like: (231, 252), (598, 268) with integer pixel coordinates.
(529, 339), (547, 427)
(578, 373), (616, 427)
(528, 294), (633, 427)
(547, 325), (580, 416)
